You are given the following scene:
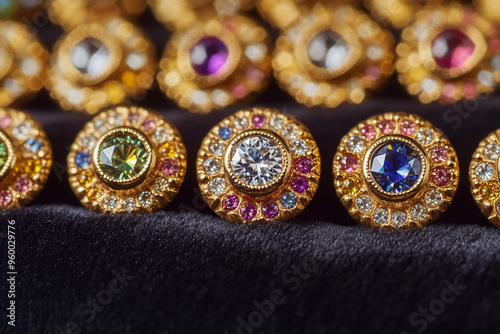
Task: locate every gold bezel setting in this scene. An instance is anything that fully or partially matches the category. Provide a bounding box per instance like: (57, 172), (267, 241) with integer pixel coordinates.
(158, 15), (272, 114)
(47, 18), (157, 115)
(0, 21), (48, 107)
(92, 126), (155, 189)
(197, 107), (321, 223)
(0, 108), (53, 210)
(469, 130), (500, 228)
(333, 112), (459, 229)
(273, 4), (395, 108)
(68, 106), (187, 214)
(397, 4), (500, 104)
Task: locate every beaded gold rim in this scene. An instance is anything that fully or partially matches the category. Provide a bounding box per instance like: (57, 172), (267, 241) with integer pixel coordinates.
(469, 130), (500, 228)
(0, 108), (53, 210)
(0, 21), (48, 107)
(68, 106), (187, 214)
(396, 4), (500, 104)
(158, 15), (272, 114)
(333, 112), (459, 229)
(273, 5), (395, 108)
(197, 107), (321, 223)
(47, 18), (157, 115)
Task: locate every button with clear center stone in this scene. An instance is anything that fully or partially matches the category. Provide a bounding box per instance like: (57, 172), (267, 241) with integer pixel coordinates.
(93, 127), (154, 188)
(308, 31), (349, 72)
(225, 130), (289, 195)
(71, 37), (111, 79)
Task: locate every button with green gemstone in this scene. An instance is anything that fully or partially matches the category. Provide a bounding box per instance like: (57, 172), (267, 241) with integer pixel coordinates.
(93, 127), (154, 188)
(0, 129), (14, 181)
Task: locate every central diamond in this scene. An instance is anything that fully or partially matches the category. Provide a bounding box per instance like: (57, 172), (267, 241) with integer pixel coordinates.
(230, 135), (284, 186)
(71, 37), (110, 78)
(98, 133), (149, 182)
(370, 141), (422, 194)
(308, 30), (349, 72)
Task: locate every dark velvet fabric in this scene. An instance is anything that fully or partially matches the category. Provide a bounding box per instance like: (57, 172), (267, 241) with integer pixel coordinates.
(3, 6), (500, 334)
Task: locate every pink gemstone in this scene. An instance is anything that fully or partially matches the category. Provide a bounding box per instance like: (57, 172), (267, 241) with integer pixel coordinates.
(128, 112), (142, 124)
(223, 195), (239, 211)
(340, 154), (359, 173)
(490, 38), (500, 53)
(432, 29), (475, 69)
(442, 83), (455, 102)
(0, 190), (13, 207)
(262, 202), (279, 219)
(431, 146), (448, 163)
(400, 120), (416, 136)
(252, 114), (266, 128)
(16, 177), (32, 193)
(432, 167), (452, 187)
(0, 115), (12, 129)
(360, 125), (376, 140)
(231, 83), (248, 99)
(377, 120), (395, 135)
(141, 118), (156, 132)
(292, 176), (309, 193)
(247, 67), (264, 82)
(161, 159), (179, 176)
(240, 202), (257, 221)
(366, 66), (381, 80)
(463, 82), (477, 99)
(295, 157), (313, 174)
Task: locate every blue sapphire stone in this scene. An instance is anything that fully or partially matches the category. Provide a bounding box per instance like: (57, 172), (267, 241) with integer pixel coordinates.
(218, 126), (232, 140)
(24, 137), (42, 153)
(75, 151), (91, 168)
(370, 142), (422, 194)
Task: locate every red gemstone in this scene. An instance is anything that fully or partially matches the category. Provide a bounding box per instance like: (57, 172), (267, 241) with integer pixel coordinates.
(432, 29), (475, 69)
(430, 146), (448, 163)
(432, 167), (452, 187)
(377, 120), (395, 135)
(360, 125), (376, 140)
(340, 154), (358, 173)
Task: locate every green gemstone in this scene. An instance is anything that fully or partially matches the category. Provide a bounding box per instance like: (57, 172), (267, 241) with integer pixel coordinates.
(0, 0), (18, 19)
(0, 140), (8, 169)
(98, 134), (149, 182)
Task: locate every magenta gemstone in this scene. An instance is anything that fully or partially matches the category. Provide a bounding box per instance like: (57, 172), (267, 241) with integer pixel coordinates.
(16, 177), (32, 193)
(295, 157), (313, 174)
(262, 202), (279, 219)
(252, 114), (266, 128)
(141, 118), (156, 132)
(0, 190), (12, 207)
(377, 120), (395, 135)
(240, 202), (257, 221)
(292, 176), (309, 193)
(190, 37), (228, 75)
(432, 29), (475, 69)
(223, 195), (239, 211)
(161, 159), (179, 176)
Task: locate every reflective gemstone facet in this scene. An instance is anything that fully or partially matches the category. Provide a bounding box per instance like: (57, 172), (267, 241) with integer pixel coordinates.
(71, 38), (110, 78)
(230, 135), (283, 186)
(190, 37), (228, 75)
(98, 134), (149, 182)
(0, 138), (8, 170)
(370, 142), (422, 194)
(432, 29), (475, 69)
(308, 31), (349, 72)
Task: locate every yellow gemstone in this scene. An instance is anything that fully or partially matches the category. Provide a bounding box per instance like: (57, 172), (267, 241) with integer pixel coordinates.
(86, 187), (101, 202)
(21, 159), (42, 175)
(104, 82), (125, 104)
(158, 142), (176, 157)
(481, 183), (500, 201)
(122, 71), (137, 88)
(342, 176), (362, 196)
(78, 171), (93, 186)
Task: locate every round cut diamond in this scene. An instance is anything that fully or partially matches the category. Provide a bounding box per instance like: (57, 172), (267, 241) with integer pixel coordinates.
(415, 128), (435, 145)
(475, 163), (493, 181)
(425, 189), (443, 208)
(71, 38), (110, 78)
(209, 177), (226, 194)
(291, 139), (308, 155)
(308, 31), (349, 72)
(204, 157), (221, 175)
(209, 140), (225, 156)
(138, 191), (153, 207)
(230, 135), (284, 186)
(347, 135), (365, 153)
(190, 37), (228, 75)
(98, 133), (149, 182)
(372, 207), (388, 225)
(370, 142), (422, 193)
(13, 121), (31, 139)
(432, 29), (475, 69)
(103, 196), (117, 210)
(270, 116), (284, 130)
(485, 142), (500, 160)
(122, 197), (136, 211)
(280, 192), (297, 209)
(281, 125), (297, 141)
(355, 194), (373, 212)
(392, 211), (407, 227)
(411, 204), (428, 221)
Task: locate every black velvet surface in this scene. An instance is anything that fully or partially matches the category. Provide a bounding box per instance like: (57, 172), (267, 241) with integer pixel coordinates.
(3, 6), (500, 334)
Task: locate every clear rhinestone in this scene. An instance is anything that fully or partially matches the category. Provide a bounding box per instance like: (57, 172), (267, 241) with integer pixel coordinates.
(492, 55), (500, 71)
(138, 191), (153, 207)
(367, 45), (383, 61)
(308, 30), (349, 72)
(71, 37), (110, 78)
(204, 158), (221, 175)
(154, 127), (172, 143)
(245, 43), (267, 62)
(153, 177), (168, 193)
(191, 90), (207, 105)
(291, 140), (308, 155)
(347, 135), (365, 153)
(269, 116), (285, 130)
(233, 117), (248, 130)
(478, 70), (494, 86)
(209, 140), (225, 156)
(475, 163), (493, 181)
(94, 119), (108, 133)
(484, 142), (500, 160)
(392, 211), (407, 227)
(230, 135), (283, 186)
(411, 204), (428, 221)
(122, 197), (136, 211)
(81, 135), (97, 149)
(303, 82), (318, 97)
(209, 177), (226, 195)
(372, 207), (389, 225)
(415, 128), (435, 145)
(20, 57), (41, 76)
(281, 125), (297, 141)
(424, 189), (443, 208)
(126, 52), (146, 70)
(355, 194), (373, 212)
(108, 112), (123, 126)
(421, 78), (438, 93)
(12, 121), (31, 139)
(102, 196), (117, 210)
